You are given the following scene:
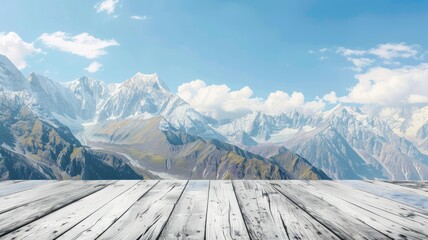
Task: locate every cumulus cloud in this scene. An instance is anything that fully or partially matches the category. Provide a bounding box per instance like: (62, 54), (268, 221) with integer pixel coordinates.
(95, 0), (119, 15)
(38, 32), (119, 59)
(131, 15), (148, 20)
(84, 61), (103, 73)
(178, 80), (325, 119)
(323, 91), (338, 104)
(341, 63), (428, 105)
(337, 43), (419, 72)
(0, 32), (42, 70)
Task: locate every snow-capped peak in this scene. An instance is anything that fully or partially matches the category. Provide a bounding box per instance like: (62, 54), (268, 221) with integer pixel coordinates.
(0, 54), (30, 91)
(122, 72), (169, 91)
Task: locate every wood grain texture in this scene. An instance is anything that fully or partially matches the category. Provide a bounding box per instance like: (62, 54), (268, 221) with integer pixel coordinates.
(307, 181), (428, 239)
(57, 180), (158, 240)
(159, 180), (209, 240)
(271, 180), (387, 240)
(0, 181), (112, 237)
(3, 180), (139, 240)
(389, 181), (428, 192)
(0, 180), (52, 197)
(205, 180), (250, 240)
(0, 180), (427, 239)
(343, 180), (428, 211)
(97, 180), (187, 240)
(0, 180), (87, 214)
(371, 180), (428, 198)
(233, 180), (339, 240)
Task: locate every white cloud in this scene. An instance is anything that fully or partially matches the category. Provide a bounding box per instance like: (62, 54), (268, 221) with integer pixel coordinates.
(38, 32), (119, 59)
(338, 43), (418, 60)
(319, 56), (328, 60)
(84, 61), (103, 73)
(178, 80), (325, 119)
(341, 63), (428, 105)
(131, 15), (148, 20)
(95, 0), (119, 15)
(319, 48), (328, 53)
(337, 47), (366, 57)
(323, 91), (338, 104)
(346, 57), (374, 71)
(0, 32), (42, 70)
(338, 43), (419, 72)
(368, 43), (418, 60)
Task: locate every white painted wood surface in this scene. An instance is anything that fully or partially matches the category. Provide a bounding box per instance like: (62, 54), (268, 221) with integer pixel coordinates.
(97, 180), (187, 240)
(343, 180), (428, 211)
(0, 180), (52, 197)
(206, 180), (249, 240)
(307, 181), (428, 239)
(390, 181), (428, 192)
(271, 180), (387, 239)
(4, 180), (139, 240)
(0, 180), (88, 214)
(0, 180), (427, 239)
(57, 180), (158, 240)
(159, 180), (209, 240)
(0, 181), (112, 237)
(234, 181), (339, 240)
(371, 180), (428, 198)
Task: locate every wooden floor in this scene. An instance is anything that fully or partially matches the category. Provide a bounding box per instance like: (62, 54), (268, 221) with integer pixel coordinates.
(0, 180), (427, 240)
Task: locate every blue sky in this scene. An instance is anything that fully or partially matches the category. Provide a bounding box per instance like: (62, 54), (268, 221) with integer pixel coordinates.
(1, 0), (428, 116)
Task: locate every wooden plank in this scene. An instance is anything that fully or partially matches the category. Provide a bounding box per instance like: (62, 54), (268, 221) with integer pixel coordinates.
(0, 180), (22, 186)
(205, 181), (248, 240)
(343, 180), (428, 211)
(233, 180), (338, 240)
(159, 180), (209, 240)
(57, 180), (158, 240)
(0, 180), (53, 197)
(271, 181), (387, 239)
(307, 181), (428, 239)
(0, 181), (112, 237)
(371, 181), (428, 198)
(0, 181), (88, 214)
(97, 180), (187, 240)
(389, 181), (428, 192)
(2, 180), (140, 240)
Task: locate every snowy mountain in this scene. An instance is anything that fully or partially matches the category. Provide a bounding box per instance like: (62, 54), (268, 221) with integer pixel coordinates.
(379, 106), (428, 154)
(94, 72), (223, 140)
(1, 53), (427, 180)
(0, 55), (29, 91)
(216, 104), (428, 180)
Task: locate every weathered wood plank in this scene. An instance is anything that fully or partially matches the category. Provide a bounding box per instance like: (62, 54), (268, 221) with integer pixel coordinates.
(57, 180), (158, 240)
(343, 180), (428, 211)
(0, 181), (112, 237)
(3, 180), (139, 240)
(271, 180), (387, 240)
(0, 180), (53, 197)
(389, 181), (428, 192)
(205, 180), (249, 240)
(0, 180), (89, 214)
(307, 181), (428, 239)
(233, 180), (339, 240)
(97, 180), (187, 240)
(159, 180), (209, 240)
(371, 181), (428, 198)
(0, 180), (22, 186)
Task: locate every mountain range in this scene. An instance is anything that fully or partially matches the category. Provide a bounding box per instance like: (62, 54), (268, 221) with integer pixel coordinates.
(1, 54), (427, 180)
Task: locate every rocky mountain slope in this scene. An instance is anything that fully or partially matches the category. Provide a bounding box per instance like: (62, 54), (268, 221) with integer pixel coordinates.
(1, 53), (427, 180)
(216, 105), (428, 180)
(82, 117), (328, 179)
